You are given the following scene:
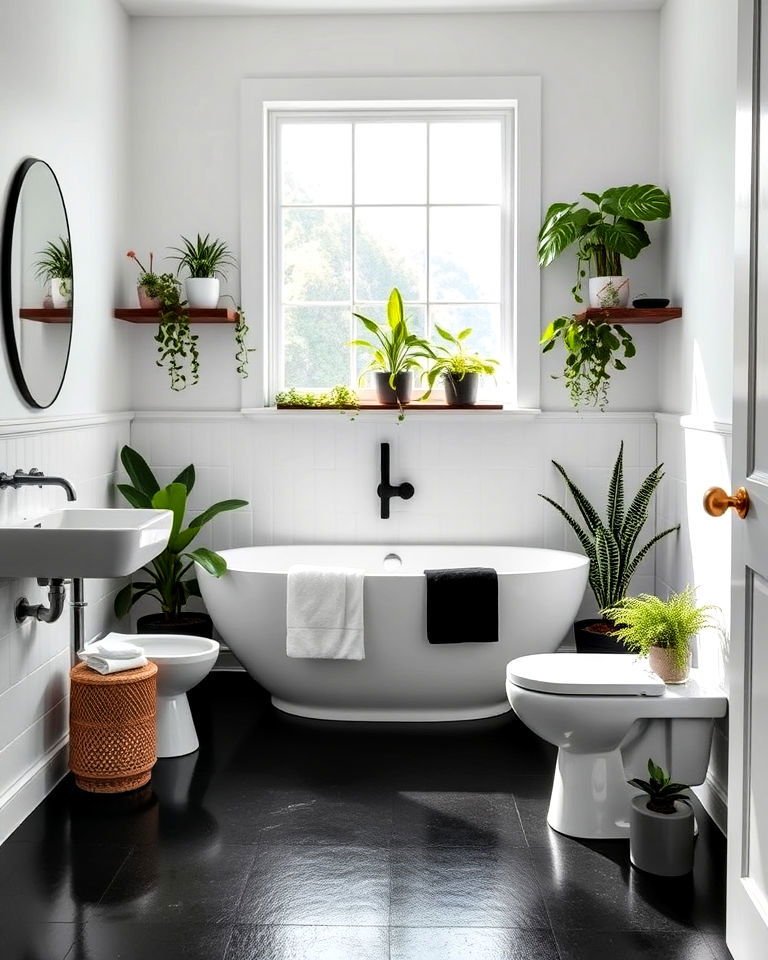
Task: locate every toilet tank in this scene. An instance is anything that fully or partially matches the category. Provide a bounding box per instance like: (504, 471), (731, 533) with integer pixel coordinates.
(620, 717), (716, 786)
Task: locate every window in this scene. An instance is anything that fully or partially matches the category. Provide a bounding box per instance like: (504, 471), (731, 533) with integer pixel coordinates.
(241, 77), (541, 409)
(271, 112), (510, 395)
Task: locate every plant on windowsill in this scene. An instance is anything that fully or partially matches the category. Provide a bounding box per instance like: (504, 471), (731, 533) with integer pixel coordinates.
(602, 587), (718, 684)
(114, 445), (248, 637)
(350, 287), (432, 414)
(539, 441), (679, 654)
(34, 236), (72, 308)
(627, 759), (695, 876)
(275, 385), (359, 417)
(420, 325), (498, 406)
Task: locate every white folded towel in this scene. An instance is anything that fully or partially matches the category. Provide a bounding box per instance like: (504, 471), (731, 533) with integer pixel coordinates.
(78, 635), (148, 675)
(286, 564), (365, 660)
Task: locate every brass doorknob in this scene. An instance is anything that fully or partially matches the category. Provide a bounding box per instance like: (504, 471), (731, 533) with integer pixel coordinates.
(703, 486), (750, 518)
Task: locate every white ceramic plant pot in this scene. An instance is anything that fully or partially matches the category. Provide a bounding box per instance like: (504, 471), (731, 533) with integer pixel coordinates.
(185, 277), (219, 309)
(588, 276), (630, 309)
(50, 277), (71, 309)
(630, 795), (695, 876)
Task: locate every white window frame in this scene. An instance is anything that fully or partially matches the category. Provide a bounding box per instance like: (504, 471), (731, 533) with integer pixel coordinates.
(241, 76), (541, 411)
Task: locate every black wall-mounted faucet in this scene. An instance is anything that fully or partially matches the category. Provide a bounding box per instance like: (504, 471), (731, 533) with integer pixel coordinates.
(377, 442), (414, 519)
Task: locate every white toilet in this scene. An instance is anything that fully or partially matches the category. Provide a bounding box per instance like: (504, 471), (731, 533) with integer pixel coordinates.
(506, 653), (727, 840)
(131, 634), (220, 758)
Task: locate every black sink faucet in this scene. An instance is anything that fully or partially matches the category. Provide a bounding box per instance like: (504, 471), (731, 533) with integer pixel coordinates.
(0, 468), (76, 501)
(377, 443), (414, 519)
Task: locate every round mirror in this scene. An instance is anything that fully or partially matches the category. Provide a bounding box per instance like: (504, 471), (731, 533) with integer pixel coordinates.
(1, 158), (73, 408)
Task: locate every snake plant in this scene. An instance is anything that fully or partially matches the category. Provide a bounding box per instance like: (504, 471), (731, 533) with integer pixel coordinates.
(539, 442), (679, 610)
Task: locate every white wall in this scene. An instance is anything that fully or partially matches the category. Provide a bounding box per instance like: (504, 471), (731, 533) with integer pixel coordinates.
(127, 10), (663, 413)
(0, 0), (130, 840)
(657, 0), (739, 831)
(0, 0), (132, 418)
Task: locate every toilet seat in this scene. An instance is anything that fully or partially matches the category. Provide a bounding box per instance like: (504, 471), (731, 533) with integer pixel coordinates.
(506, 653), (665, 696)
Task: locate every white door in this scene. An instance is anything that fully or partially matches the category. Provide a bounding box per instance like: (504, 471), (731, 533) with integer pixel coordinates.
(725, 2), (768, 956)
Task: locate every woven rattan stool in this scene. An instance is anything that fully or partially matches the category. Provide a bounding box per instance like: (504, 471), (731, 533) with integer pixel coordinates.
(69, 661), (158, 794)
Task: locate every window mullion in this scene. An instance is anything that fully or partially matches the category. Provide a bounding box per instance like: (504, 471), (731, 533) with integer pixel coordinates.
(425, 120), (431, 340)
(350, 122), (357, 389)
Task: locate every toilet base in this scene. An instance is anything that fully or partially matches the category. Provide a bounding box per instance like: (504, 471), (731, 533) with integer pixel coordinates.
(547, 747), (633, 840)
(156, 694), (199, 758)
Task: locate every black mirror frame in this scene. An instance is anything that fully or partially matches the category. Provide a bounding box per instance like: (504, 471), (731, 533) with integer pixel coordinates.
(1, 157), (74, 409)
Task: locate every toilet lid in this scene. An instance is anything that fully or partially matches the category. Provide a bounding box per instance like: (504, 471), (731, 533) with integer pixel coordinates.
(506, 653), (666, 696)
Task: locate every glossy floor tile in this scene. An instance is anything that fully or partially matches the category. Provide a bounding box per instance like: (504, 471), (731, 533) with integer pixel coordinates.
(0, 672), (731, 960)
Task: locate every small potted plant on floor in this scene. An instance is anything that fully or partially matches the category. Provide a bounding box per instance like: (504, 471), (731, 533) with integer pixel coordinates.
(603, 587), (718, 684)
(351, 287), (431, 405)
(34, 236), (72, 308)
(420, 325), (498, 405)
(114, 445), (248, 637)
(539, 442), (679, 653)
(537, 183), (671, 307)
(628, 759), (695, 876)
(169, 233), (237, 309)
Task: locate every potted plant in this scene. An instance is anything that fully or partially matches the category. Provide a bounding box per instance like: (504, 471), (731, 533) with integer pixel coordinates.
(420, 325), (498, 406)
(169, 233), (237, 309)
(540, 314), (636, 410)
(603, 587), (718, 684)
(34, 236), (72, 308)
(127, 249), (162, 308)
(539, 442), (679, 653)
(114, 445), (247, 637)
(628, 759), (695, 876)
(537, 183), (671, 307)
(351, 287), (431, 405)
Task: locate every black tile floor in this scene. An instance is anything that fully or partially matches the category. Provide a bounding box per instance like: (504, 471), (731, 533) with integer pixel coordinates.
(1, 673), (731, 960)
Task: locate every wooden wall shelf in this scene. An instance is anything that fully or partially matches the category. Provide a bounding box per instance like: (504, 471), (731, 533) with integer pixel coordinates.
(19, 308), (72, 324)
(574, 307), (682, 324)
(115, 308), (237, 324)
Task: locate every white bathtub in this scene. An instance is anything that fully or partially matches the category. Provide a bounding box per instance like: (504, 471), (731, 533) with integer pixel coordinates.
(197, 545), (589, 722)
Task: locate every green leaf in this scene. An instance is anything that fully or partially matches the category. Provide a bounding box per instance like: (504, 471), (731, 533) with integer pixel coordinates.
(540, 320), (557, 343)
(387, 288), (404, 330)
(120, 446), (160, 497)
(183, 578), (202, 599)
(185, 547), (227, 577)
(600, 184), (671, 222)
(600, 218), (651, 260)
(113, 582), (135, 618)
(456, 327), (472, 341)
(173, 464), (196, 493)
(116, 484), (152, 509)
(537, 202), (581, 267)
(151, 482), (188, 549)
(581, 191), (602, 205)
(189, 498), (248, 530)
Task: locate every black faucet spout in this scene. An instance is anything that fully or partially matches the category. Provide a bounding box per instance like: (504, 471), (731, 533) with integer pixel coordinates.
(377, 442), (414, 519)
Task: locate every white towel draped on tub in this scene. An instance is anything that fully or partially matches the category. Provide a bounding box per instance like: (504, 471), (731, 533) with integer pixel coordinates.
(286, 565), (365, 660)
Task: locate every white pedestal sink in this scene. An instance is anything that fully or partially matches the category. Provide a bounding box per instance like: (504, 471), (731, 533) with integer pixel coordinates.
(0, 507), (173, 579)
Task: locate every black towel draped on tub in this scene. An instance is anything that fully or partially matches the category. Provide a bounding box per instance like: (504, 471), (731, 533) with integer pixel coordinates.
(424, 567), (499, 644)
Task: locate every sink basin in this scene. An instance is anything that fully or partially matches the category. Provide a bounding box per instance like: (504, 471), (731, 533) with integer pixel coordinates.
(0, 508), (173, 578)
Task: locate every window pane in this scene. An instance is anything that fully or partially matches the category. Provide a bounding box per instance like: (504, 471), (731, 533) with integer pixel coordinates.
(284, 306), (350, 388)
(353, 302), (426, 383)
(355, 122), (427, 204)
(283, 208), (351, 302)
(430, 207), (501, 302)
(355, 207), (426, 301)
(429, 304), (500, 360)
(429, 121), (503, 204)
(281, 123), (351, 205)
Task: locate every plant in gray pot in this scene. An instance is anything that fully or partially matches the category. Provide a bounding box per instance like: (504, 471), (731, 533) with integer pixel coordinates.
(351, 287), (431, 407)
(420, 325), (498, 406)
(114, 445), (248, 637)
(628, 759), (695, 876)
(539, 442), (679, 653)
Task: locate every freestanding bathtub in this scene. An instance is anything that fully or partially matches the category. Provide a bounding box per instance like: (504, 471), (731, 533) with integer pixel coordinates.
(197, 545), (589, 722)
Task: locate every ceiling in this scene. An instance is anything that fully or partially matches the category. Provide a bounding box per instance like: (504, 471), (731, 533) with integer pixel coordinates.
(121, 0), (662, 16)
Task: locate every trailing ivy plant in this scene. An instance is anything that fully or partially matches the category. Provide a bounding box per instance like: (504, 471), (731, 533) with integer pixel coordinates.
(153, 273), (200, 391)
(540, 315), (636, 410)
(539, 441), (679, 611)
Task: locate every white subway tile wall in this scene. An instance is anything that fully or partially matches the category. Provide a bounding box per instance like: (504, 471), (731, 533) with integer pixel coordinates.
(0, 417), (130, 842)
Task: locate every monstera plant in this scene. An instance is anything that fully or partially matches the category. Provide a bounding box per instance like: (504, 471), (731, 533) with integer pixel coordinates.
(114, 445), (247, 636)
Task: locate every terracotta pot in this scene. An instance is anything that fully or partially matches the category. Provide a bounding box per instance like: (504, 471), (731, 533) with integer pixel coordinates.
(574, 618), (625, 654)
(138, 285), (161, 310)
(649, 644), (691, 684)
(136, 612), (214, 639)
